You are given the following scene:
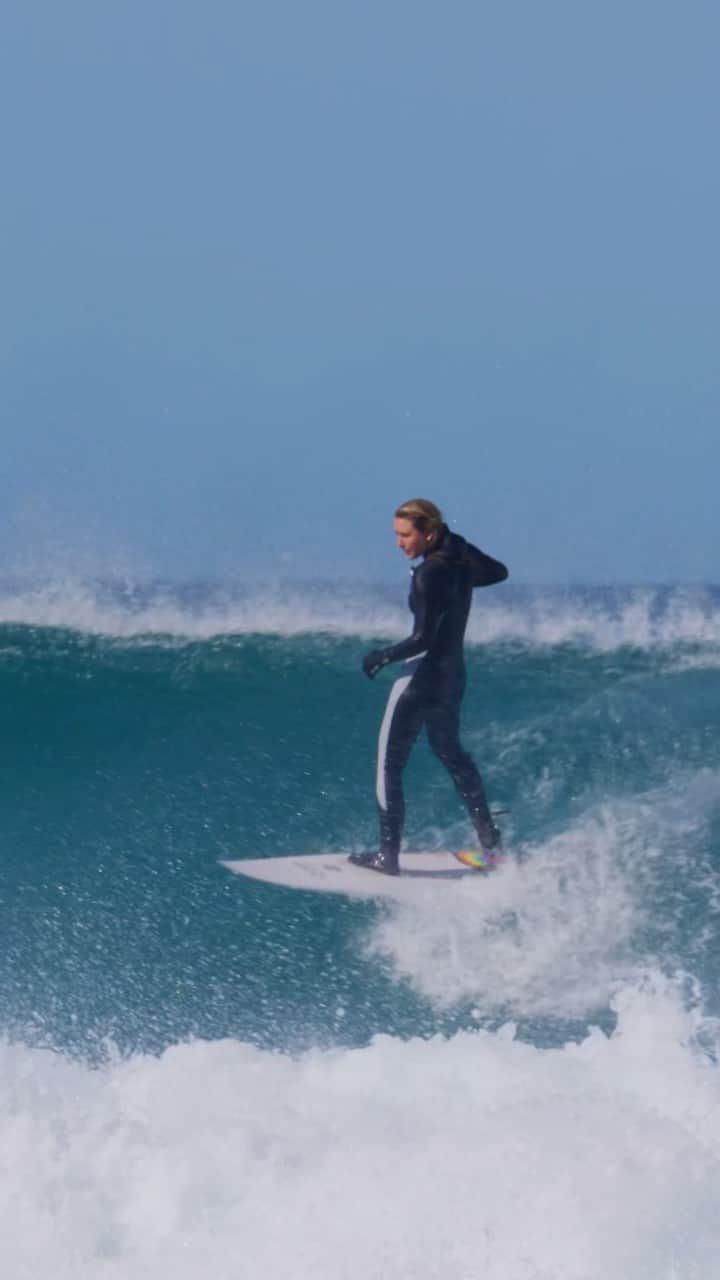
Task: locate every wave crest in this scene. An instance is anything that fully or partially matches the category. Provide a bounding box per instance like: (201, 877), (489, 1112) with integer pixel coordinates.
(1, 578), (719, 650)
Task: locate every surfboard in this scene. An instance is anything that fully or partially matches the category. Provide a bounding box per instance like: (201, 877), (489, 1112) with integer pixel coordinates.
(221, 851), (500, 901)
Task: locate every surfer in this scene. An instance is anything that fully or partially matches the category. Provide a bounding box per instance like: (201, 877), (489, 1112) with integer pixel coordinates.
(350, 499), (508, 875)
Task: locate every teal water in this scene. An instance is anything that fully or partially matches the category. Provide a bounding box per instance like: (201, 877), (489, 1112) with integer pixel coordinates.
(3, 584), (720, 1056)
(2, 582), (720, 1277)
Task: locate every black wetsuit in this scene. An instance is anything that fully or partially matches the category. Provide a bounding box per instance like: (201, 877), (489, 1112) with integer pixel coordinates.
(363, 526), (508, 868)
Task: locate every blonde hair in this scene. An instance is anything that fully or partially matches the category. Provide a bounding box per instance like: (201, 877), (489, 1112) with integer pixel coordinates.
(394, 498), (444, 534)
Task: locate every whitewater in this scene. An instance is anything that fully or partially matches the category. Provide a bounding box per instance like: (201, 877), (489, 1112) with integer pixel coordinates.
(2, 580), (720, 1278)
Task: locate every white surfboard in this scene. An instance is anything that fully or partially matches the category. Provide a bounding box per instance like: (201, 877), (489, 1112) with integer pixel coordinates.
(221, 851), (495, 901)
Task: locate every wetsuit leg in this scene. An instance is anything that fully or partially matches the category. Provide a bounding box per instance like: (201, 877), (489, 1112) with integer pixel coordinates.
(376, 673), (426, 859)
(424, 699), (499, 849)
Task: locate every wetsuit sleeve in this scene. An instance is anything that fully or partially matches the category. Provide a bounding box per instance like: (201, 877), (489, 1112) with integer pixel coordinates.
(464, 542), (508, 587)
(375, 562), (449, 666)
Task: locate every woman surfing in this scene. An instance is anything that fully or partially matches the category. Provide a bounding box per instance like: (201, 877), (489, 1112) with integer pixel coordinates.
(350, 499), (508, 875)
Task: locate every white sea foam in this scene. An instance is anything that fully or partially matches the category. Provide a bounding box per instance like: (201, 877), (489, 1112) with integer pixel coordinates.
(368, 768), (720, 1021)
(1, 578), (719, 651)
(0, 578), (404, 642)
(2, 978), (719, 1279)
(367, 814), (641, 1018)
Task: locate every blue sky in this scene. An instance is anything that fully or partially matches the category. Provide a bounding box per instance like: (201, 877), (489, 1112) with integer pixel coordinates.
(2, 0), (718, 582)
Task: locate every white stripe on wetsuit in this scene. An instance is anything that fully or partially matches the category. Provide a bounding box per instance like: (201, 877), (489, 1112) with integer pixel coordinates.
(375, 656), (425, 811)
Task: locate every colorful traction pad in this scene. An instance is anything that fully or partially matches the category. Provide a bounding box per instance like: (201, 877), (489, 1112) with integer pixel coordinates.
(453, 849), (504, 872)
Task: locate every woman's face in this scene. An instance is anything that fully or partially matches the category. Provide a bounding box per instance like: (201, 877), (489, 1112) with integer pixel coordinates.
(394, 517), (431, 560)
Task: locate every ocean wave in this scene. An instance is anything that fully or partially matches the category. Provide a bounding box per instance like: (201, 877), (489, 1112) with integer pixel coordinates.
(2, 977), (719, 1280)
(1, 578), (719, 650)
